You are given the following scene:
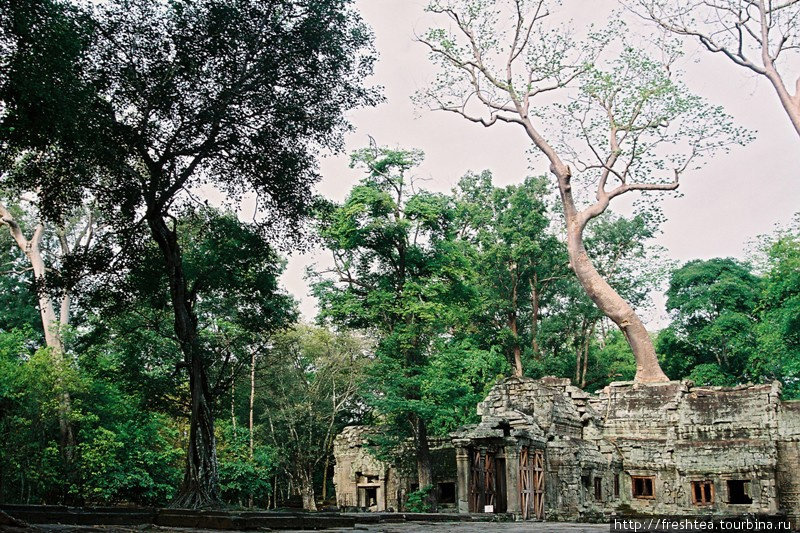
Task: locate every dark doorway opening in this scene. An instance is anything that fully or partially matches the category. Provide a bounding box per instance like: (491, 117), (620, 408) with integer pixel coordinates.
(495, 458), (507, 513)
(632, 476), (655, 499)
(727, 480), (752, 504)
(358, 486), (378, 507)
(438, 482), (456, 504)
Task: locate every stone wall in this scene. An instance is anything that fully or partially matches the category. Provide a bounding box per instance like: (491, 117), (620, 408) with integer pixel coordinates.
(589, 381), (786, 516)
(778, 401), (800, 526)
(332, 426), (457, 511)
(455, 376), (799, 522)
(332, 426), (394, 510)
(334, 376), (800, 524)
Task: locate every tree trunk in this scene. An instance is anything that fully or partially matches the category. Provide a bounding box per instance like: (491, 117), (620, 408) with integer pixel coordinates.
(231, 367), (236, 432)
(0, 208), (76, 467)
(413, 415), (435, 509)
(248, 348), (256, 507)
(513, 114), (668, 383)
(321, 452), (330, 503)
(580, 321), (597, 389)
(564, 214), (668, 383)
(249, 349), (256, 459)
(529, 277), (541, 359)
(575, 320), (584, 385)
(509, 313), (523, 377)
(509, 268), (523, 376)
(148, 215), (220, 509)
(758, 10), (800, 139)
(300, 469), (317, 511)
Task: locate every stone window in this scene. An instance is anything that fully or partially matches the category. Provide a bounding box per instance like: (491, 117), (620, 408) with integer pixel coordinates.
(726, 480), (753, 504)
(438, 482), (456, 504)
(614, 474), (620, 499)
(691, 480), (714, 505)
(594, 477), (603, 501)
(359, 486), (377, 507)
(631, 476), (655, 499)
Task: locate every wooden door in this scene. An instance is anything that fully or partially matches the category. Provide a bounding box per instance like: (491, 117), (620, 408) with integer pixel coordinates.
(532, 449), (544, 519)
(520, 447), (532, 519)
(519, 447), (545, 519)
(469, 449), (497, 512)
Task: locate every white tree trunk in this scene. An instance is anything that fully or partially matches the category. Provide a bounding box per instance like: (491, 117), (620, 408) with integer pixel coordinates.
(564, 211), (668, 383)
(0, 203), (76, 457)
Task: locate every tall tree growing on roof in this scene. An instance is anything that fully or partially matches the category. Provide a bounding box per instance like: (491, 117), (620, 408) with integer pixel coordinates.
(1, 0), (379, 508)
(624, 0), (800, 140)
(418, 1), (749, 382)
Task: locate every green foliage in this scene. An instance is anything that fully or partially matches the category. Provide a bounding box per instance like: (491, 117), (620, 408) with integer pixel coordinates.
(314, 146), (484, 466)
(216, 421), (275, 506)
(405, 484), (434, 513)
(423, 338), (508, 434)
(452, 172), (567, 372)
(752, 228), (800, 398)
(255, 324), (370, 506)
(657, 258), (761, 382)
(658, 226), (800, 397)
(686, 364), (736, 387)
(0, 327), (183, 505)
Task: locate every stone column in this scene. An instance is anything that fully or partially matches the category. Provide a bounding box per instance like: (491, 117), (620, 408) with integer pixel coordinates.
(505, 445), (522, 515)
(377, 480), (385, 511)
(456, 446), (471, 513)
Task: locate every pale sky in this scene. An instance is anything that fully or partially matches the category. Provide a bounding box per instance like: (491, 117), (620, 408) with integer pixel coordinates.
(279, 0), (800, 327)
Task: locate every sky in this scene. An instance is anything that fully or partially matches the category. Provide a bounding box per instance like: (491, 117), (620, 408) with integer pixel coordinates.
(279, 0), (800, 327)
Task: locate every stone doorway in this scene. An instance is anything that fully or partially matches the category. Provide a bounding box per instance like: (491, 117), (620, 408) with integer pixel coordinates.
(468, 449), (507, 512)
(520, 446), (544, 519)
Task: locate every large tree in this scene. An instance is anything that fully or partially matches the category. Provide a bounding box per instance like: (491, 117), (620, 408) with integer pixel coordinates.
(1, 0), (378, 507)
(313, 145), (474, 502)
(259, 325), (369, 511)
(419, 1), (748, 382)
(453, 172), (566, 376)
(626, 0), (800, 140)
(657, 258), (761, 383)
(0, 0), (109, 478)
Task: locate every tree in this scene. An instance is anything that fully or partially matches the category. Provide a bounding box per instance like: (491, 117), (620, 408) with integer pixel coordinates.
(0, 196), (97, 476)
(259, 325), (369, 511)
(626, 0), (800, 139)
(453, 172), (566, 376)
(419, 1), (748, 382)
(531, 212), (668, 388)
(657, 258), (761, 383)
(751, 220), (800, 397)
(0, 0), (108, 479)
(2, 0), (379, 507)
(313, 145), (472, 503)
(88, 208), (297, 508)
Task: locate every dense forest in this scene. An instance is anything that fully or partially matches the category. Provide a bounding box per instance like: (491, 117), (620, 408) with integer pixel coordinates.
(1, 0), (798, 514)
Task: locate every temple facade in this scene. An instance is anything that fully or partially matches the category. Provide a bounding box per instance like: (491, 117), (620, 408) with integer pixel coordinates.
(333, 376), (800, 524)
(331, 426), (457, 512)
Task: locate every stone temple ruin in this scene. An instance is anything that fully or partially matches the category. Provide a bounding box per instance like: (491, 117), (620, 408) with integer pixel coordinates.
(333, 376), (800, 524)
(332, 426), (457, 512)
